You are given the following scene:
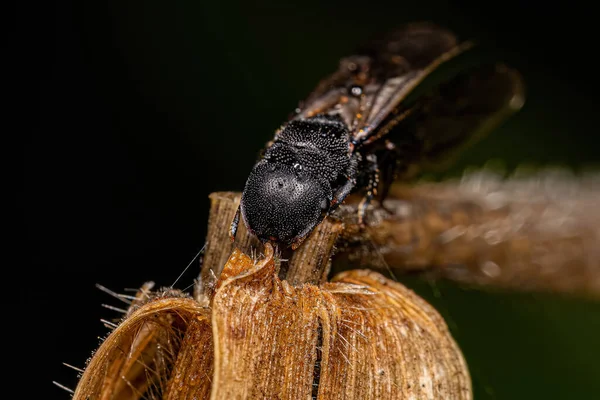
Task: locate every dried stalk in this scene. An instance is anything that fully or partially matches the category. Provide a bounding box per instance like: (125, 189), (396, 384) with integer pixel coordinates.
(201, 170), (600, 299)
(197, 192), (343, 302)
(335, 170), (600, 298)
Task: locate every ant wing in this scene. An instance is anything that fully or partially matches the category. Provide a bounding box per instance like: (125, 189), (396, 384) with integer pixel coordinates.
(372, 63), (525, 179)
(293, 22), (524, 181)
(294, 23), (472, 137)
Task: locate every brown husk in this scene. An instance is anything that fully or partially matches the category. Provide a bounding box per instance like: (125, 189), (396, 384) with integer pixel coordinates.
(74, 243), (470, 399)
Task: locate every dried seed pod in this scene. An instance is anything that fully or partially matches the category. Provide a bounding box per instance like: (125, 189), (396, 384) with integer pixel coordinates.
(73, 291), (212, 400)
(74, 244), (471, 399)
(213, 244), (471, 399)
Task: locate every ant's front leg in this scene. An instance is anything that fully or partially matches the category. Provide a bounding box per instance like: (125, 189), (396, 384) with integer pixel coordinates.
(357, 153), (381, 226)
(229, 206), (241, 242)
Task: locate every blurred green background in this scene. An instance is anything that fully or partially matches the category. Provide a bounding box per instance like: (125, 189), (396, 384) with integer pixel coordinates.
(23, 1), (599, 398)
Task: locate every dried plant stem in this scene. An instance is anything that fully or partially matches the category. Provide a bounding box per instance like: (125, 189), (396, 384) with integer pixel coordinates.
(198, 192), (344, 300)
(285, 216), (343, 285)
(202, 170), (600, 299)
(336, 171), (600, 298)
(196, 192), (260, 301)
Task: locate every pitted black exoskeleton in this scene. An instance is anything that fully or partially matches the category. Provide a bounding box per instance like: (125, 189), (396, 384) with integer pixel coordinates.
(230, 23), (524, 249)
(231, 114), (362, 248)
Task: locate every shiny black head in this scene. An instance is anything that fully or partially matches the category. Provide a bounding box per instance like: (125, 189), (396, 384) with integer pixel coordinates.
(240, 161), (332, 246)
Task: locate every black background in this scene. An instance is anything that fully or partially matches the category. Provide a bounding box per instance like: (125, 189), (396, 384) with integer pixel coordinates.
(19, 1), (600, 398)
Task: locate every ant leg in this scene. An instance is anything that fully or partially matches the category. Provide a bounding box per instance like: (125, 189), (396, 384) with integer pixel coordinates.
(229, 206), (241, 242)
(330, 153), (360, 211)
(290, 233), (310, 250)
(358, 154), (380, 226)
(330, 178), (355, 211)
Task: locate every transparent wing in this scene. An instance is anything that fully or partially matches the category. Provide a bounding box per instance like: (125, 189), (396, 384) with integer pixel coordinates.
(295, 23), (469, 136)
(377, 63), (525, 178)
(294, 22), (524, 179)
